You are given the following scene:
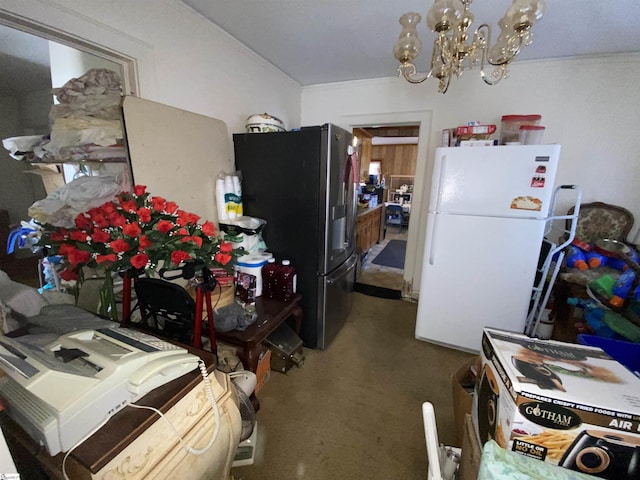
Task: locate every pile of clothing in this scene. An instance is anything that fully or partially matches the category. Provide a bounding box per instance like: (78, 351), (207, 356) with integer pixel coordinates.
(44, 68), (124, 158)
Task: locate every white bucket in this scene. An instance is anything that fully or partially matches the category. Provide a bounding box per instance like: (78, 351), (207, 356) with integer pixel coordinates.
(235, 252), (273, 296)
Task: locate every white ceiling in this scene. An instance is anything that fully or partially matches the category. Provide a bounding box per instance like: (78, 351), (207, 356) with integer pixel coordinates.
(1, 1), (640, 95)
(180, 0), (640, 86)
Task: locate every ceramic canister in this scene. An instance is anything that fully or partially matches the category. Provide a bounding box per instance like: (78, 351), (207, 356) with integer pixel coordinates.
(245, 113), (285, 133)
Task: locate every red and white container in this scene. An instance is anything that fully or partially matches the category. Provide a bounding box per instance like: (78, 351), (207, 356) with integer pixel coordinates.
(519, 125), (546, 145)
(500, 114), (542, 144)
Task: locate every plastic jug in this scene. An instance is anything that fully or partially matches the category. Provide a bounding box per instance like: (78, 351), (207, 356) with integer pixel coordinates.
(277, 259), (297, 302)
(566, 245), (588, 271)
(261, 258), (279, 299)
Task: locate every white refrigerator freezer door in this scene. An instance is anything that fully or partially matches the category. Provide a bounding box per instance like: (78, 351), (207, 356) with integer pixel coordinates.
(430, 145), (560, 218)
(415, 212), (546, 352)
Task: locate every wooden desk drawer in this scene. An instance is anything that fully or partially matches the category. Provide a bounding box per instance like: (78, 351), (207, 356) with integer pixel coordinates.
(89, 372), (241, 480)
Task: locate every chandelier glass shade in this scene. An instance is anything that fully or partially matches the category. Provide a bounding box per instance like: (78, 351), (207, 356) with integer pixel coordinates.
(393, 0), (545, 93)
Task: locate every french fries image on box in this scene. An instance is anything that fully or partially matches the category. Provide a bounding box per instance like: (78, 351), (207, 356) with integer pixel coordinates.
(513, 430), (577, 460)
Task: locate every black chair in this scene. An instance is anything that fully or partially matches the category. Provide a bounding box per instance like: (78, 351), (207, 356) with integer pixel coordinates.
(385, 204), (404, 233)
(132, 278), (197, 345)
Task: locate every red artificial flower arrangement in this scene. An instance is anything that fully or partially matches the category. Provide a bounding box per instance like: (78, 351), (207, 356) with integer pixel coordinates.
(39, 184), (241, 281)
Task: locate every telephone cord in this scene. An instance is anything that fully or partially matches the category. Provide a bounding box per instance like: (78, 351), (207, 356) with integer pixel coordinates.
(62, 415), (113, 480)
(127, 359), (221, 455)
(62, 360), (221, 479)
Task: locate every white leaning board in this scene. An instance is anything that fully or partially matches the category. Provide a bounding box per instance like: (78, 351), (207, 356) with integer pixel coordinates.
(123, 96), (234, 225)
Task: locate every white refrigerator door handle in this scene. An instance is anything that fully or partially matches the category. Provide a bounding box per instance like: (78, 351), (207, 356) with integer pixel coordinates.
(433, 154), (447, 212)
(428, 214), (438, 265)
(428, 154), (447, 265)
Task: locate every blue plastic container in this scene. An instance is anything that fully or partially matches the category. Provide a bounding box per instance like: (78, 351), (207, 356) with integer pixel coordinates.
(577, 334), (640, 377)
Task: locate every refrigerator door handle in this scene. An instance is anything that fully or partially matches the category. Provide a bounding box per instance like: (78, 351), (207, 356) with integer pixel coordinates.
(428, 213), (438, 265)
(326, 253), (357, 285)
(433, 154), (447, 212)
(427, 154), (446, 265)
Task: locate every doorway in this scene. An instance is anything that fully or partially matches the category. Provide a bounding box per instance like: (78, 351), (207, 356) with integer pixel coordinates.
(0, 20), (134, 287)
(352, 125), (418, 297)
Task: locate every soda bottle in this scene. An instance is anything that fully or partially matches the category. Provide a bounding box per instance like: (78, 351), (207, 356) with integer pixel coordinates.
(607, 247), (639, 271)
(278, 259), (297, 302)
(585, 250), (607, 268)
(566, 245), (588, 271)
(610, 269), (640, 308)
(261, 258), (279, 299)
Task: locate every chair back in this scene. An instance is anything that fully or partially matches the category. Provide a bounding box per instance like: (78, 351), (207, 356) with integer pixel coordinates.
(386, 204), (403, 222)
(567, 202), (634, 245)
(133, 278), (196, 344)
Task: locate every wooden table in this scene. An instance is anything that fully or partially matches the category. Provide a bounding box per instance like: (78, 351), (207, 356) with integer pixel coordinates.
(1, 342), (241, 479)
(216, 294), (303, 372)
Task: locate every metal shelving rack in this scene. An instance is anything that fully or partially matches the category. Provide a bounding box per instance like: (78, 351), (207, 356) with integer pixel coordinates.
(525, 185), (582, 338)
(386, 175), (414, 202)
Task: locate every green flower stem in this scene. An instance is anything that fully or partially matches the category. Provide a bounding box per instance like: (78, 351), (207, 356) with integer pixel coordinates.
(99, 273), (118, 321)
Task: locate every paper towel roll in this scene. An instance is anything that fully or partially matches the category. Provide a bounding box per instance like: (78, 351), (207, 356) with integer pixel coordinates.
(216, 178), (228, 221)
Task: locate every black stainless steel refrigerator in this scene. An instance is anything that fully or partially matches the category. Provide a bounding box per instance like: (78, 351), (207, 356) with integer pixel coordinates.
(233, 124), (358, 349)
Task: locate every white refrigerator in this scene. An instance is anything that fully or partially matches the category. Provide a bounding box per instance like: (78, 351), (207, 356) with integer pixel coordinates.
(415, 145), (561, 352)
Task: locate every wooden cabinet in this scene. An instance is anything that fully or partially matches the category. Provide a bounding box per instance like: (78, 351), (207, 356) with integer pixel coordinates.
(356, 205), (384, 254)
(2, 353), (241, 480)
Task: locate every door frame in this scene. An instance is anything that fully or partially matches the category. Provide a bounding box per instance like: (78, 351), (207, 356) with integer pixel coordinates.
(341, 110), (433, 300)
(0, 5), (145, 98)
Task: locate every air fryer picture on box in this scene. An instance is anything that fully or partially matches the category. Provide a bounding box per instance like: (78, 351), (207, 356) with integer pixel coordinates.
(472, 328), (640, 479)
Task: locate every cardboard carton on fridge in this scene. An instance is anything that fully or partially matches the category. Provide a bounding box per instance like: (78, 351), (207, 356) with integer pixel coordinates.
(472, 328), (640, 479)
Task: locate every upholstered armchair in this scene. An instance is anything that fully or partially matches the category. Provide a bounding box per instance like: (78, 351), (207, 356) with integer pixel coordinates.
(555, 202), (635, 331)
(570, 202), (634, 248)
(558, 202), (635, 288)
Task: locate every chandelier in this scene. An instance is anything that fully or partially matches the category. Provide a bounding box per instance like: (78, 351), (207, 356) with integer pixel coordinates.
(393, 0), (545, 93)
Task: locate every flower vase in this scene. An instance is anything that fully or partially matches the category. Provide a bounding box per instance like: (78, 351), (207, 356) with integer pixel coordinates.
(119, 268), (146, 324)
(98, 272), (118, 321)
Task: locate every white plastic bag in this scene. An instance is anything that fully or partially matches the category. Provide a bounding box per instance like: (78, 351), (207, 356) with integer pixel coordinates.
(219, 216), (267, 253)
(29, 175), (127, 227)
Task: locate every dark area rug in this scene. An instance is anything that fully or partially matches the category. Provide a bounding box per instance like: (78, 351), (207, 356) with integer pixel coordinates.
(372, 239), (406, 269)
(354, 282), (401, 299)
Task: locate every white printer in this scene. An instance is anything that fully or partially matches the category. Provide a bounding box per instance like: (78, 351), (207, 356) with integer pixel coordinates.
(0, 327), (199, 455)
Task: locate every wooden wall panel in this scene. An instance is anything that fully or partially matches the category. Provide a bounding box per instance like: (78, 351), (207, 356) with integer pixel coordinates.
(359, 137), (372, 183)
(371, 144), (417, 176)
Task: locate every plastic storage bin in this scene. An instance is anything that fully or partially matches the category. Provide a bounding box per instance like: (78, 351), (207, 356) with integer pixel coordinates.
(499, 114), (541, 144)
(577, 334), (640, 376)
(519, 125), (545, 145)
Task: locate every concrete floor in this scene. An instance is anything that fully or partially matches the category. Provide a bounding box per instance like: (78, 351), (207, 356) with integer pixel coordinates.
(232, 290), (475, 479)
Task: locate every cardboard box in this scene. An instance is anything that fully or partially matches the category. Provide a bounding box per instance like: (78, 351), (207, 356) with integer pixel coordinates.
(452, 356), (480, 447)
(254, 346), (271, 394)
(458, 414), (482, 480)
(235, 271), (256, 307)
(210, 267), (235, 287)
(472, 328), (640, 478)
(459, 140), (495, 147)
